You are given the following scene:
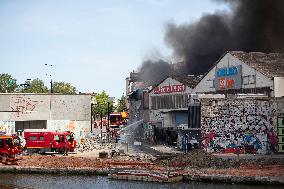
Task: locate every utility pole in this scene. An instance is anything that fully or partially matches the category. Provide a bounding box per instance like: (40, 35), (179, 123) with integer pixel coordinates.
(100, 112), (103, 142)
(91, 103), (94, 133)
(107, 101), (110, 142)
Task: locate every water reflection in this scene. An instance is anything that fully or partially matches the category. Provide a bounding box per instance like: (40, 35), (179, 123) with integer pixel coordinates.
(0, 173), (282, 189)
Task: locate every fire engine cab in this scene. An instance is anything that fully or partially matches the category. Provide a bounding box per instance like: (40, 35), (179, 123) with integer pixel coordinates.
(24, 129), (76, 154)
(0, 135), (20, 164)
(109, 113), (124, 129)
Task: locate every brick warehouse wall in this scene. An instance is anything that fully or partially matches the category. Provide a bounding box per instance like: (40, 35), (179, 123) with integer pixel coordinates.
(200, 97), (284, 154)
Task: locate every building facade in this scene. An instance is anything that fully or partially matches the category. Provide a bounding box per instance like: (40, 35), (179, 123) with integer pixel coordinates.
(194, 51), (284, 97)
(0, 94), (91, 141)
(149, 76), (200, 128)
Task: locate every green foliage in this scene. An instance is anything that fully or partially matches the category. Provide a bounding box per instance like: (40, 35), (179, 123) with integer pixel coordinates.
(20, 78), (48, 93)
(93, 91), (114, 116)
(52, 81), (77, 94)
(116, 94), (127, 112)
(0, 73), (17, 93)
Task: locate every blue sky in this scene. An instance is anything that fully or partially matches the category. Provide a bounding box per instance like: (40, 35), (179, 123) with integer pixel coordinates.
(0, 0), (228, 99)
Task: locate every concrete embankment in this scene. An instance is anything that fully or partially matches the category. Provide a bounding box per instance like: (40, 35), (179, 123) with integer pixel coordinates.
(1, 165), (284, 185)
(0, 166), (109, 176)
(184, 174), (284, 185)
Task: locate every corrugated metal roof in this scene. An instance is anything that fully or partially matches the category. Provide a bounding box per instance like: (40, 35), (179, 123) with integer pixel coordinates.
(230, 51), (284, 78)
(172, 75), (203, 88)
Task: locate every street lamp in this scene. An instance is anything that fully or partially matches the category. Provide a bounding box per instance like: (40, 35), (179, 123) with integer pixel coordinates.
(91, 103), (94, 133)
(19, 79), (32, 91)
(44, 64), (53, 93)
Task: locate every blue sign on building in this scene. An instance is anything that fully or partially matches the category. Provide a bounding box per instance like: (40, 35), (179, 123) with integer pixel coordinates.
(217, 66), (238, 77)
(214, 65), (242, 90)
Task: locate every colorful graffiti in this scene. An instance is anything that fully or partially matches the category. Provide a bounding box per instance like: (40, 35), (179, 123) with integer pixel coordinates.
(48, 120), (90, 141)
(11, 96), (43, 117)
(0, 121), (15, 135)
(201, 99), (278, 154)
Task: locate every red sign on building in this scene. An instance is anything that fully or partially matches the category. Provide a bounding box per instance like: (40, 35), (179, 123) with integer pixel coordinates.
(153, 84), (186, 94)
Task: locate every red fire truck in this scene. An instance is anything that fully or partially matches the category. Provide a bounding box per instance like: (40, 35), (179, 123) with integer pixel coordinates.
(24, 129), (76, 154)
(109, 113), (123, 130)
(0, 135), (20, 164)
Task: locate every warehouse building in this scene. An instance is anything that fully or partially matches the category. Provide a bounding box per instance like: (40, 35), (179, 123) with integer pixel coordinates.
(194, 51), (284, 97)
(148, 75), (202, 145)
(0, 93), (91, 141)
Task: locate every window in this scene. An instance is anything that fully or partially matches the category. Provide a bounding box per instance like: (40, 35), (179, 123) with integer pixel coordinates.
(29, 136), (37, 141)
(66, 135), (74, 142)
(248, 75), (256, 84)
(243, 75), (256, 85)
(54, 135), (59, 142)
(207, 79), (214, 88)
(5, 138), (13, 147)
(0, 139), (4, 148)
(59, 135), (64, 142)
(39, 136), (44, 141)
(243, 76), (249, 85)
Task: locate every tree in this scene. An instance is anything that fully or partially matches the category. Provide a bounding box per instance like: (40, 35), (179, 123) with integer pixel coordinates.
(52, 81), (77, 94)
(0, 73), (17, 93)
(93, 91), (114, 116)
(116, 94), (127, 112)
(19, 78), (48, 93)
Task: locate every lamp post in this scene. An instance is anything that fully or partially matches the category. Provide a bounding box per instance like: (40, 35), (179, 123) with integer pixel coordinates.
(100, 111), (103, 142)
(19, 79), (32, 91)
(44, 64), (53, 93)
(107, 101), (110, 142)
(91, 103), (94, 133)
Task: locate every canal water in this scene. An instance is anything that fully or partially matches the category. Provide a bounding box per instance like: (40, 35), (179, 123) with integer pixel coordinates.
(0, 173), (282, 189)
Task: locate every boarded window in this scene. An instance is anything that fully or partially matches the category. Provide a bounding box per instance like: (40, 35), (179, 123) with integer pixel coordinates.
(151, 94), (189, 110)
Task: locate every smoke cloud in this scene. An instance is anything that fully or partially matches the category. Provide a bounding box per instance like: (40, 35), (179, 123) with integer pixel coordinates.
(139, 59), (171, 86)
(165, 0), (284, 74)
(138, 0), (284, 85)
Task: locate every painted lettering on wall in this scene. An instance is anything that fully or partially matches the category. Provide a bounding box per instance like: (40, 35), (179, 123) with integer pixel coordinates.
(11, 96), (43, 117)
(217, 66), (238, 77)
(153, 84), (186, 94)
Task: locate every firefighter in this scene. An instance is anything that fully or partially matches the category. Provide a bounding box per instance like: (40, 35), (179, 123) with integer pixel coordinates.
(63, 144), (69, 156)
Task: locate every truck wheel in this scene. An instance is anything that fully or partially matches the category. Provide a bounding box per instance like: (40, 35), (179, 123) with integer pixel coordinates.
(32, 148), (40, 154)
(60, 147), (65, 154)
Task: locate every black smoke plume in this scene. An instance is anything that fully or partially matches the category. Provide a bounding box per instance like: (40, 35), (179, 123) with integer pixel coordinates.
(139, 0), (284, 85)
(139, 59), (171, 86)
(165, 0), (284, 74)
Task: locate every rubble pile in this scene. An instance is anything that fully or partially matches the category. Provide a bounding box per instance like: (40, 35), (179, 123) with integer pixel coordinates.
(157, 150), (284, 169)
(76, 137), (102, 152)
(158, 150), (237, 168)
(115, 153), (156, 163)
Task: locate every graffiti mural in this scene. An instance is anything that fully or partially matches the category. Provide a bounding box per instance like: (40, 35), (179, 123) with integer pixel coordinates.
(0, 121), (15, 135)
(47, 120), (90, 141)
(201, 98), (278, 154)
(11, 96), (43, 117)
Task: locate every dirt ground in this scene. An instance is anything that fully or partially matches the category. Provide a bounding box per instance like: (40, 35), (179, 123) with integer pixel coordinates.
(0, 147), (278, 179)
(1, 143), (284, 180)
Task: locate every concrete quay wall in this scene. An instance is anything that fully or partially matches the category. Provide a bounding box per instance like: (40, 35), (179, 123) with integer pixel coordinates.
(0, 166), (283, 185)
